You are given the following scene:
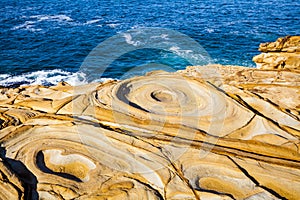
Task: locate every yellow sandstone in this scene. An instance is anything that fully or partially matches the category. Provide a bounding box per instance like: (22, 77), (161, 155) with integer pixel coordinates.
(0, 37), (299, 199)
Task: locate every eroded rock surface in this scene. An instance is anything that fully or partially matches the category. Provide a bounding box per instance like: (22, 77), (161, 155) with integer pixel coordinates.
(0, 63), (299, 199)
(253, 36), (300, 70)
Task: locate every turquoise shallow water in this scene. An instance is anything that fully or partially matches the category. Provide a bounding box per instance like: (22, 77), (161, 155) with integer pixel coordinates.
(0, 0), (299, 86)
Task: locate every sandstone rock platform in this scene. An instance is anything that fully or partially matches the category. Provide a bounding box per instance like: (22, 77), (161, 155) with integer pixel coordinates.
(0, 65), (300, 199)
(0, 37), (300, 199)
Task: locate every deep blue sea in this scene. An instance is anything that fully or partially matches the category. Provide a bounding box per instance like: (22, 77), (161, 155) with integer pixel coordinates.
(0, 0), (299, 86)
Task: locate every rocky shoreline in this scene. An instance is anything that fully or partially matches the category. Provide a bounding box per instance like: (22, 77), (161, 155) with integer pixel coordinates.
(253, 36), (300, 70)
(0, 36), (299, 199)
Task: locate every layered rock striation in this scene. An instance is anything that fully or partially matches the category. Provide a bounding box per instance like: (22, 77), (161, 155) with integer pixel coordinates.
(253, 36), (300, 70)
(0, 38), (300, 199)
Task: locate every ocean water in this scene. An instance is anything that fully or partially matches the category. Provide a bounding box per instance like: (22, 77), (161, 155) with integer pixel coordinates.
(0, 0), (299, 86)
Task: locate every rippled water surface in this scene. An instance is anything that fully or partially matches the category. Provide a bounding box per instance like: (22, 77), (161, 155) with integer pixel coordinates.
(0, 0), (299, 86)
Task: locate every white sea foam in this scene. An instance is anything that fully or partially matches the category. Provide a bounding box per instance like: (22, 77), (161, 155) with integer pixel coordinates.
(90, 77), (114, 83)
(12, 14), (110, 31)
(206, 28), (215, 33)
(12, 21), (42, 32)
(169, 46), (193, 54)
(30, 14), (73, 22)
(0, 69), (117, 87)
(85, 19), (102, 25)
(123, 33), (141, 46)
(130, 25), (145, 30)
(169, 46), (209, 64)
(0, 69), (89, 87)
(107, 23), (119, 28)
(0, 74), (10, 79)
(150, 34), (169, 40)
(12, 14), (74, 31)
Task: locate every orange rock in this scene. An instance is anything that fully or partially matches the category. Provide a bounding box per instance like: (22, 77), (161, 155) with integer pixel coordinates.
(253, 36), (300, 70)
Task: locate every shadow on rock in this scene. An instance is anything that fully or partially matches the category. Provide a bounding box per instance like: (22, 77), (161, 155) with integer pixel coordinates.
(0, 147), (38, 200)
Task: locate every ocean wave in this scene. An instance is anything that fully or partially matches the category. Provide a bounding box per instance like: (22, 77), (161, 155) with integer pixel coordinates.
(123, 33), (142, 47)
(106, 23), (120, 28)
(0, 69), (88, 87)
(169, 46), (193, 54)
(12, 14), (115, 31)
(85, 19), (102, 25)
(12, 14), (74, 31)
(205, 28), (215, 33)
(168, 46), (206, 63)
(150, 34), (169, 40)
(12, 21), (42, 32)
(29, 14), (73, 22)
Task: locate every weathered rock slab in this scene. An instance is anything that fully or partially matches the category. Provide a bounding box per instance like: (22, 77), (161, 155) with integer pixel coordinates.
(253, 36), (300, 70)
(0, 64), (299, 199)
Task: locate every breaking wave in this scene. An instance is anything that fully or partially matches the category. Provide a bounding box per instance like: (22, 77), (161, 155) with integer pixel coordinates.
(0, 69), (88, 87)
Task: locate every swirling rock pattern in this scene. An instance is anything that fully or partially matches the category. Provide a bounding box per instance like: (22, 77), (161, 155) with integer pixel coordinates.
(253, 36), (300, 70)
(0, 63), (299, 200)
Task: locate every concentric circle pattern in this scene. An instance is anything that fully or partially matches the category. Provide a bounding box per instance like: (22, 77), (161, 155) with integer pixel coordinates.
(0, 65), (300, 199)
(96, 73), (254, 137)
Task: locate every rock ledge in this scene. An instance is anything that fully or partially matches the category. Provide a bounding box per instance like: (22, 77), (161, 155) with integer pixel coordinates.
(253, 36), (300, 70)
